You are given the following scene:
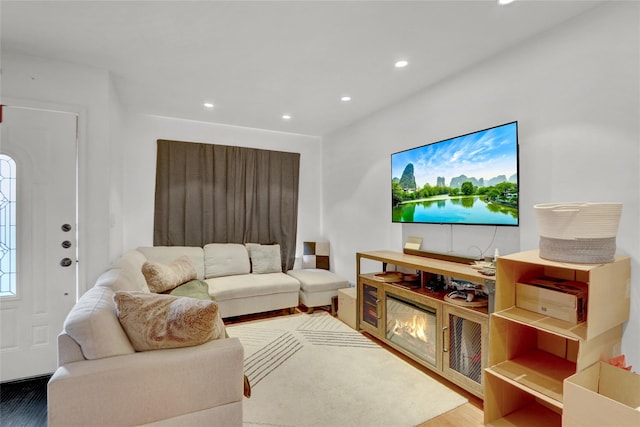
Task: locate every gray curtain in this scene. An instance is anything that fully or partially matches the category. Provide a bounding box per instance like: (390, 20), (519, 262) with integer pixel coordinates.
(153, 140), (300, 271)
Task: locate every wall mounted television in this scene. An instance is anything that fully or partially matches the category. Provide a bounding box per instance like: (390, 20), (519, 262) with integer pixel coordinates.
(392, 121), (519, 226)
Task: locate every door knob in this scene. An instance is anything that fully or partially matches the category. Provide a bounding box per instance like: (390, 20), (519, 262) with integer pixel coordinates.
(60, 258), (73, 267)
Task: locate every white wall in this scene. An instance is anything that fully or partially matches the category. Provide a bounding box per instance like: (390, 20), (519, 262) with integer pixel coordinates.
(323, 2), (640, 368)
(117, 111), (322, 260)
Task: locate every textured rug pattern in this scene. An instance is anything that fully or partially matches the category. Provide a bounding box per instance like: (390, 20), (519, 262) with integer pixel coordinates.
(227, 312), (467, 427)
(245, 331), (302, 387)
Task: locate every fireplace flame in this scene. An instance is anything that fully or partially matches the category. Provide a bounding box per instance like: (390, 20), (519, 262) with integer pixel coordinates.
(391, 314), (429, 342)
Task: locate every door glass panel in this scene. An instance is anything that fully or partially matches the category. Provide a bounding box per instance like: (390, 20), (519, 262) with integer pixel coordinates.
(0, 154), (17, 297)
(362, 283), (379, 328)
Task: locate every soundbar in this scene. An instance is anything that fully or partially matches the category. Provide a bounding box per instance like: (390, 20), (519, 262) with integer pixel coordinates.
(403, 248), (481, 265)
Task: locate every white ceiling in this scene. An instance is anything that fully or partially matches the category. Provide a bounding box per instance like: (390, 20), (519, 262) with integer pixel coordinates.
(1, 1), (604, 136)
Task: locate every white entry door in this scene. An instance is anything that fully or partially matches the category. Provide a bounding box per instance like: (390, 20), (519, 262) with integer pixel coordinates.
(0, 106), (78, 381)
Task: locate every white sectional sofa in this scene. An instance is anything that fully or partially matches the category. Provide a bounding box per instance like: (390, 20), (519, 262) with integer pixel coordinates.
(199, 243), (301, 318)
(133, 243), (301, 318)
(48, 243), (301, 426)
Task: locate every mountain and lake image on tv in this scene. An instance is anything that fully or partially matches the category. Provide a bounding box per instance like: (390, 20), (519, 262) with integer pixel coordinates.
(392, 122), (519, 226)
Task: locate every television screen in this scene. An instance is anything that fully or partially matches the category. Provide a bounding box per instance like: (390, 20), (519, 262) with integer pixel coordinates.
(392, 121), (519, 226)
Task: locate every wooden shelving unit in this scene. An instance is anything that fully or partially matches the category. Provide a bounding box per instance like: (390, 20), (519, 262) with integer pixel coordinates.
(484, 249), (630, 426)
(356, 250), (493, 398)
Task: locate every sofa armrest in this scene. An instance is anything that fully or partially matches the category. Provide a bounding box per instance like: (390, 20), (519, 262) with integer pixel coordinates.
(48, 337), (244, 427)
(57, 332), (86, 365)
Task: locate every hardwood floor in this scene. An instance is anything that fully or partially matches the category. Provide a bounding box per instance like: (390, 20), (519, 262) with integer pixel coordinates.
(0, 374), (49, 426)
(418, 402), (484, 427)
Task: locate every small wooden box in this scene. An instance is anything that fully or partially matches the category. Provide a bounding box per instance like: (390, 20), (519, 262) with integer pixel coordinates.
(563, 362), (640, 427)
(338, 287), (357, 329)
(516, 278), (588, 324)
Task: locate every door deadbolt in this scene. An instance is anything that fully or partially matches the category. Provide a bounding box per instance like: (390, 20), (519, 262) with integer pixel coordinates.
(61, 224), (72, 232)
(62, 240), (72, 249)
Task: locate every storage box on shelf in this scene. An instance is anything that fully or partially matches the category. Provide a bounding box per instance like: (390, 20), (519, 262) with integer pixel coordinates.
(356, 250), (493, 398)
(484, 249), (631, 426)
(515, 278), (588, 324)
(563, 361), (640, 427)
(493, 249), (630, 341)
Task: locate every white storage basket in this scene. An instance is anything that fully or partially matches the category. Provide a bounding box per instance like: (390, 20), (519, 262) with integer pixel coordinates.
(534, 202), (622, 263)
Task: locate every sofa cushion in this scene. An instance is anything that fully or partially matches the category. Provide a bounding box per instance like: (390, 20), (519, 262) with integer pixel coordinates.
(142, 256), (197, 293)
(245, 243), (282, 274)
(206, 273), (300, 302)
(137, 246), (205, 280)
(63, 284), (135, 360)
(114, 291), (225, 352)
(204, 243), (251, 278)
(287, 269), (350, 292)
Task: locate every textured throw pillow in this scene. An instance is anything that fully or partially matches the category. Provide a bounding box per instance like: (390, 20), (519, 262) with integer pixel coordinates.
(168, 279), (212, 301)
(113, 291), (225, 352)
(141, 256), (197, 293)
(246, 243), (282, 274)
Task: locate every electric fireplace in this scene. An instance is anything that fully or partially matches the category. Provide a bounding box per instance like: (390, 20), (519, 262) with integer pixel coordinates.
(386, 295), (437, 366)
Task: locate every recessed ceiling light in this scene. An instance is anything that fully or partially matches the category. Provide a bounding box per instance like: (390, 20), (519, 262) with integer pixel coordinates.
(395, 60), (409, 68)
(341, 96), (352, 102)
(203, 102), (214, 109)
(497, 0), (515, 5)
(282, 114), (292, 120)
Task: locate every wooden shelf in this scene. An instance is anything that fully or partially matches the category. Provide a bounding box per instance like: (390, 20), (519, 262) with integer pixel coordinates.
(361, 272), (489, 316)
(485, 249), (630, 426)
(488, 349), (574, 405)
(495, 249), (630, 341)
(358, 250), (490, 284)
(493, 307), (587, 341)
(484, 368), (562, 426)
(485, 401), (561, 427)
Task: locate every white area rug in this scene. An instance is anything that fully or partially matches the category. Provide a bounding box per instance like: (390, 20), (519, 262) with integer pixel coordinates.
(226, 312), (467, 427)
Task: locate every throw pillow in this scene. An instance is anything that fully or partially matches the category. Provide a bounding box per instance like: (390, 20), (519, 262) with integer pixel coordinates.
(302, 241), (331, 270)
(168, 279), (211, 301)
(246, 243), (282, 274)
(113, 291), (225, 352)
(141, 256), (197, 293)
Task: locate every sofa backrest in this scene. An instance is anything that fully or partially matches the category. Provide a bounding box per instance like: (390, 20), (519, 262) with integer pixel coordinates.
(110, 249), (149, 292)
(63, 272), (136, 362)
(204, 243), (251, 278)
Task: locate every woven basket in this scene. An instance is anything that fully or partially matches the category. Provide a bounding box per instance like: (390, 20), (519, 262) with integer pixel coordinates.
(534, 202), (622, 263)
